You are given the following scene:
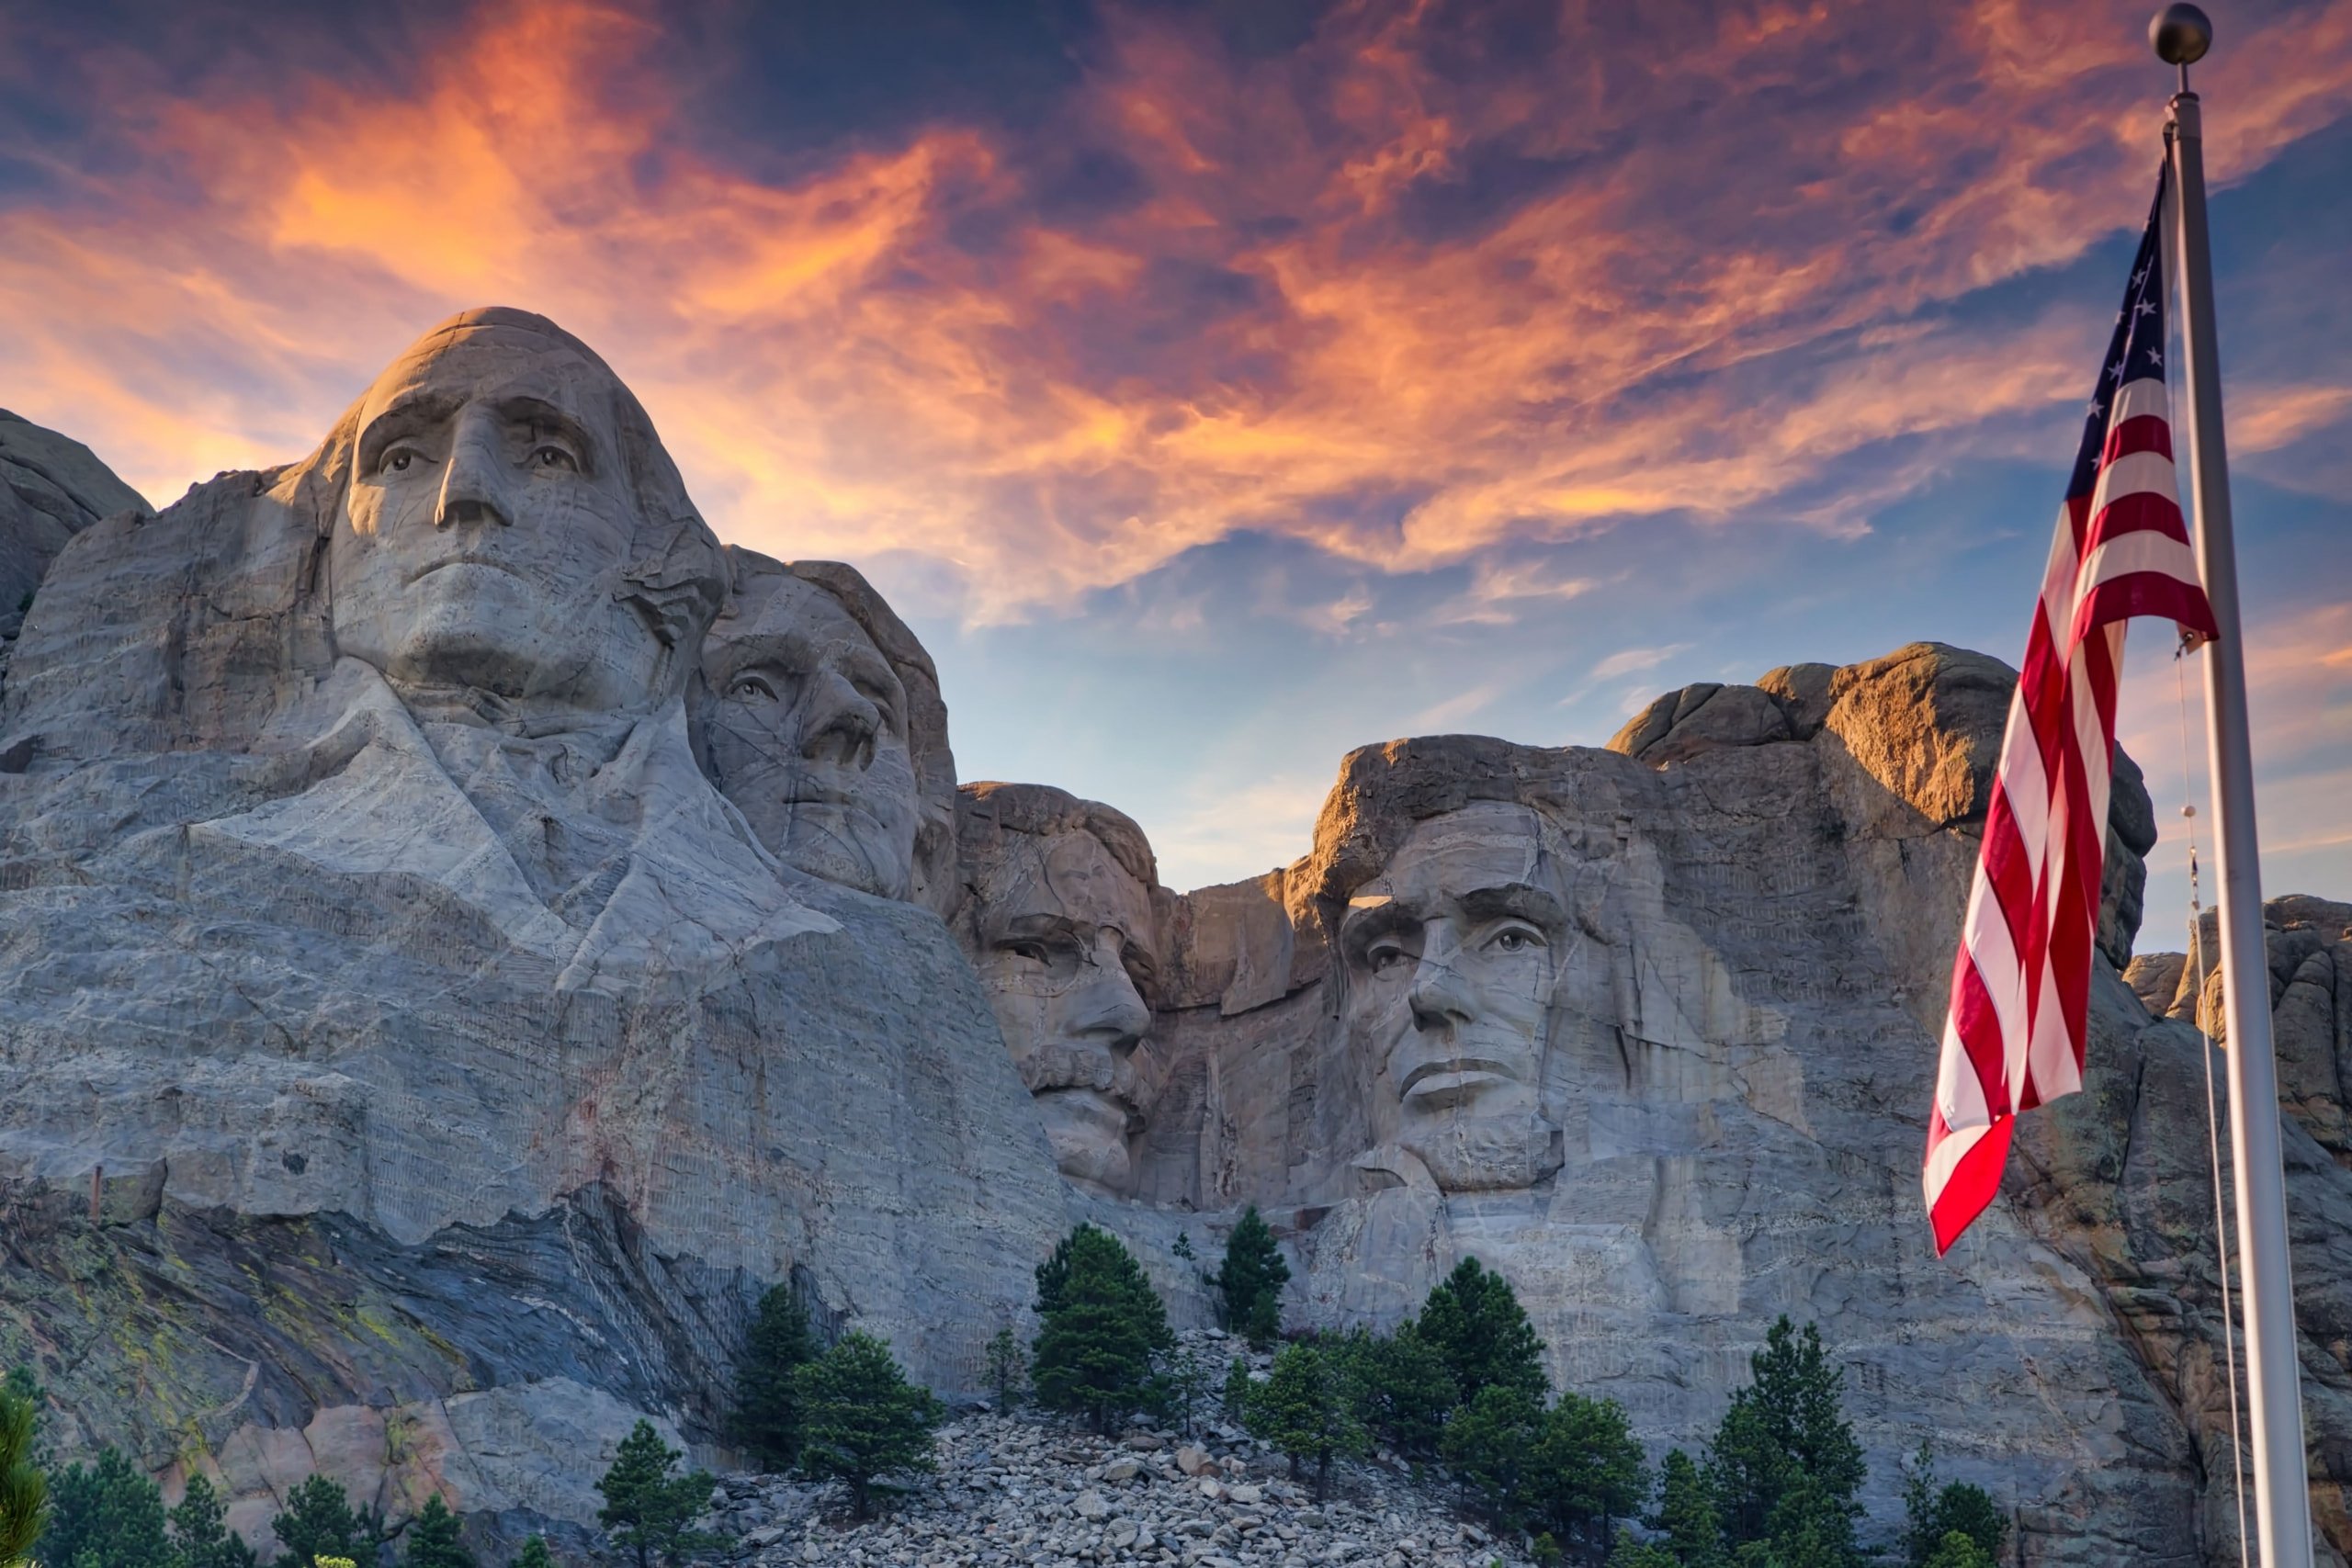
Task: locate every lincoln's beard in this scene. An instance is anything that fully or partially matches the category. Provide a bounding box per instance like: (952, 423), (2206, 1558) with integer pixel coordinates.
(1400, 1106), (1562, 1192)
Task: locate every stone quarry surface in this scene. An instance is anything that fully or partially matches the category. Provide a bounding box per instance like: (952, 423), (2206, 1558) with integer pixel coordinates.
(1, 321), (2346, 1568)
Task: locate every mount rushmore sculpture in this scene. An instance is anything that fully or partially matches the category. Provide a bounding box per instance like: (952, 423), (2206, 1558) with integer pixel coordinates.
(0, 310), (2346, 1566)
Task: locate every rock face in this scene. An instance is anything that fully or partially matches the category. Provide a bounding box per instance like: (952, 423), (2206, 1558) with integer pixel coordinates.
(0, 408), (151, 676)
(0, 312), (1066, 1554)
(3, 328), (2347, 1568)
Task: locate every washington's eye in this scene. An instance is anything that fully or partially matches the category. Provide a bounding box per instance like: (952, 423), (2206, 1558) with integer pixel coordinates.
(1488, 925), (1545, 953)
(530, 444), (579, 472)
(729, 674), (778, 702)
(379, 445), (427, 476)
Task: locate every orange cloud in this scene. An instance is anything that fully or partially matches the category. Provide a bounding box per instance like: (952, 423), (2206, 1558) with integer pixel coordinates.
(1, 0), (2348, 626)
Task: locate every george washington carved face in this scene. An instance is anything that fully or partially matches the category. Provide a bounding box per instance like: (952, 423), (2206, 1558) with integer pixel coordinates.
(327, 310), (717, 725)
(1339, 801), (1567, 1191)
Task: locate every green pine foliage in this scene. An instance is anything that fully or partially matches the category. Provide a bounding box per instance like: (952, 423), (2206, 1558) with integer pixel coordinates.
(1920, 1531), (1995, 1568)
(167, 1475), (256, 1568)
(1222, 1358), (1255, 1427)
(1438, 1385), (1544, 1520)
(594, 1421), (718, 1568)
(1899, 1443), (2004, 1566)
(984, 1326), (1028, 1411)
(1211, 1208), (1290, 1348)
(1645, 1450), (1729, 1568)
(398, 1498), (473, 1568)
(1164, 1348), (1210, 1438)
(730, 1285), (814, 1472)
(505, 1537), (553, 1568)
(1238, 1343), (1366, 1502)
(1325, 1327), (1456, 1461)
(270, 1475), (380, 1568)
(1029, 1224), (1173, 1434)
(0, 1375), (44, 1568)
(1604, 1529), (1679, 1568)
(1415, 1258), (1547, 1406)
(1521, 1392), (1647, 1560)
(1705, 1317), (1865, 1563)
(792, 1333), (944, 1522)
(40, 1449), (173, 1568)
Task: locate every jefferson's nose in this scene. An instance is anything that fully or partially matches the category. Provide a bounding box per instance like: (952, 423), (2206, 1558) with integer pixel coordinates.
(1408, 936), (1476, 1033)
(797, 671), (880, 771)
(435, 421), (512, 530)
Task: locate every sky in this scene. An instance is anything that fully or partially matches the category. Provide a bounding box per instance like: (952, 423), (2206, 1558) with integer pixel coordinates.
(1, 0), (2346, 931)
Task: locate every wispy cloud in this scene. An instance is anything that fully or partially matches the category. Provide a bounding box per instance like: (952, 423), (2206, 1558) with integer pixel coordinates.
(1589, 644), (1695, 684)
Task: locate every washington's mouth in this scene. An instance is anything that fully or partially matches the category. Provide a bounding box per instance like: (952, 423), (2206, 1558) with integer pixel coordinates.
(406, 554), (523, 587)
(1036, 1084), (1136, 1128)
(1399, 1056), (1521, 1101)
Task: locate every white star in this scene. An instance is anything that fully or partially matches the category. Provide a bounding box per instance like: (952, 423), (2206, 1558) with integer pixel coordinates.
(2108, 359), (2126, 381)
(2133, 265), (2151, 286)
(2086, 399), (2105, 416)
(2147, 348), (2163, 367)
(2136, 299), (2157, 317)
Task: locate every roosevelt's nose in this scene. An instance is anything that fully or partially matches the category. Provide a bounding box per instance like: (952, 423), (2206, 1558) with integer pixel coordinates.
(435, 417), (513, 530)
(797, 671), (880, 771)
(1408, 932), (1476, 1033)
(1068, 934), (1149, 1052)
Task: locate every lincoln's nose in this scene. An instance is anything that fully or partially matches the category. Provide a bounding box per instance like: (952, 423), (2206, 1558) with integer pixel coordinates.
(435, 423), (513, 530)
(1408, 946), (1476, 1033)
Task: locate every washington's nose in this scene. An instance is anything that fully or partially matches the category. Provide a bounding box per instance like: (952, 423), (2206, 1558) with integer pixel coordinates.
(1408, 946), (1476, 1033)
(797, 671), (880, 771)
(435, 424), (513, 530)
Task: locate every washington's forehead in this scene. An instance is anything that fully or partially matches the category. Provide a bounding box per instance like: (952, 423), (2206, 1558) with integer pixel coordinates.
(362, 330), (613, 421)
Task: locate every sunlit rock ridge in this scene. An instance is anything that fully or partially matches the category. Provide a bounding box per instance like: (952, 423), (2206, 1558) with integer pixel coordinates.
(0, 316), (2345, 1568)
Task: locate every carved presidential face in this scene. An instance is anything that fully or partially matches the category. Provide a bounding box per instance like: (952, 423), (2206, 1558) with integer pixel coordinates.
(700, 572), (921, 900)
(329, 324), (671, 720)
(966, 829), (1160, 1193)
(1340, 801), (1567, 1191)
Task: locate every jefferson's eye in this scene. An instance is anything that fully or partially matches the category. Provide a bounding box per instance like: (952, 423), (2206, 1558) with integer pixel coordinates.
(379, 446), (427, 476)
(531, 445), (579, 472)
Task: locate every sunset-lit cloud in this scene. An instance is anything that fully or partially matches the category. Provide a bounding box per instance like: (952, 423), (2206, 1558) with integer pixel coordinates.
(1, 0), (2347, 889)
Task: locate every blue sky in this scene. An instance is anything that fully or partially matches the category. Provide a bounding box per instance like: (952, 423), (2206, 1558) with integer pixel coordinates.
(1, 0), (2345, 928)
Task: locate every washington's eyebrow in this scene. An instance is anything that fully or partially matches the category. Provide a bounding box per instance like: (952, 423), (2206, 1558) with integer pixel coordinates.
(493, 395), (599, 470)
(1458, 883), (1566, 929)
(989, 910), (1086, 944)
(356, 390), (463, 470)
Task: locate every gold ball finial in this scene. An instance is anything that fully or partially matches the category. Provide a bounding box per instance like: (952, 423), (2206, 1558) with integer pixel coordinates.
(2151, 4), (2213, 66)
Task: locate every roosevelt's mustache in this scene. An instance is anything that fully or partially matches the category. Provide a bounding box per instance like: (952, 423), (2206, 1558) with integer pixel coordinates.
(1017, 1038), (1163, 1116)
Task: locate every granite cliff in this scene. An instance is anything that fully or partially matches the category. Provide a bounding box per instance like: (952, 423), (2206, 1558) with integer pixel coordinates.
(0, 314), (2343, 1566)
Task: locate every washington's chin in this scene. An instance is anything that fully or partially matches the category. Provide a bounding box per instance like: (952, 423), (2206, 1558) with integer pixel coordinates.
(343, 576), (661, 712)
(1036, 1087), (1135, 1190)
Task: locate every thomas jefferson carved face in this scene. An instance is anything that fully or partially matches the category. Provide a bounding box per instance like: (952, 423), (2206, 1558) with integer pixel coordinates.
(700, 571), (921, 900)
(1340, 801), (1567, 1191)
(961, 811), (1161, 1194)
(329, 319), (687, 722)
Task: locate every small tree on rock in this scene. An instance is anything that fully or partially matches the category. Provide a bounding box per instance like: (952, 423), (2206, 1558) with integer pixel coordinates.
(1900, 1443), (2005, 1568)
(1439, 1385), (1544, 1522)
(1921, 1532), (1996, 1568)
(1211, 1207), (1290, 1347)
(729, 1284), (813, 1472)
(504, 1538), (553, 1568)
(43, 1449), (173, 1568)
(1165, 1347), (1210, 1438)
(1704, 1317), (1864, 1562)
(398, 1498), (473, 1568)
(1522, 1392), (1647, 1561)
(1416, 1258), (1547, 1406)
(1338, 1326), (1457, 1461)
(270, 1475), (380, 1568)
(983, 1326), (1027, 1411)
(1222, 1357), (1255, 1427)
(1030, 1224), (1172, 1433)
(0, 1375), (44, 1568)
(1240, 1343), (1366, 1502)
(168, 1475), (256, 1568)
(594, 1421), (717, 1568)
(793, 1332), (943, 1522)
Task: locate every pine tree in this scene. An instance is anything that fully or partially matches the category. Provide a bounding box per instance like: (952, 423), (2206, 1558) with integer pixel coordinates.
(1920, 1532), (1994, 1568)
(270, 1475), (381, 1568)
(0, 1374), (43, 1568)
(1438, 1384), (1544, 1523)
(1338, 1327), (1457, 1461)
(1240, 1343), (1366, 1502)
(594, 1421), (718, 1568)
(1211, 1208), (1290, 1348)
(1604, 1530), (1679, 1568)
(40, 1449), (174, 1568)
(1415, 1258), (1548, 1406)
(1165, 1347), (1210, 1438)
(1222, 1357), (1255, 1427)
(168, 1475), (256, 1568)
(1521, 1392), (1648, 1561)
(1646, 1450), (1729, 1568)
(1029, 1224), (1173, 1433)
(984, 1326), (1028, 1411)
(1704, 1317), (1864, 1561)
(1899, 1443), (2005, 1567)
(729, 1284), (814, 1472)
(397, 1498), (472, 1568)
(792, 1332), (944, 1522)
(505, 1536), (553, 1568)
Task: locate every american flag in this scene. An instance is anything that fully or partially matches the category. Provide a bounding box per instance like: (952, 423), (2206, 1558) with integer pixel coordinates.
(1925, 170), (2220, 1255)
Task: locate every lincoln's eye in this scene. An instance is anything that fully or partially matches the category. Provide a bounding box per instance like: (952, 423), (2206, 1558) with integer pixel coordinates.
(1368, 940), (1411, 976)
(729, 674), (778, 702)
(531, 445), (579, 471)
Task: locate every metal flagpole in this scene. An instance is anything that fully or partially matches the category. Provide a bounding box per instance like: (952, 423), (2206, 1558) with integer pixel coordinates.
(2151, 6), (2314, 1563)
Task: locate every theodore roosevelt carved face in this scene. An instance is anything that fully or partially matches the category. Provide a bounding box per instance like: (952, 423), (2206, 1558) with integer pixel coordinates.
(1339, 801), (1568, 1191)
(955, 784), (1163, 1195)
(327, 310), (718, 725)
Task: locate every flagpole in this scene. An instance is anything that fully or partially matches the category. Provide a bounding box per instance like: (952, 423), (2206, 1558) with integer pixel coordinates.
(2151, 6), (2313, 1563)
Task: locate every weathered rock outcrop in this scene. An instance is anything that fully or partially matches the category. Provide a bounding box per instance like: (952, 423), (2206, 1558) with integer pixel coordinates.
(0, 409), (151, 682)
